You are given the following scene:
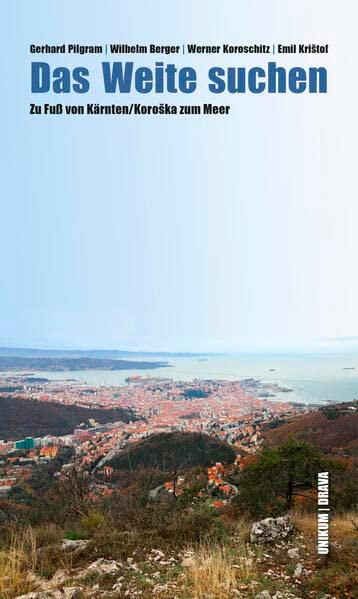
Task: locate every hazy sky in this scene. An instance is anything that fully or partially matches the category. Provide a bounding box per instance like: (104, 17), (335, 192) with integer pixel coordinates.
(1, 1), (358, 351)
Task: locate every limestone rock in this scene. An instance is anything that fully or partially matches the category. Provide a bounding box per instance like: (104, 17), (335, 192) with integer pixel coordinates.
(272, 592), (301, 599)
(62, 589), (83, 599)
(153, 584), (169, 594)
(294, 562), (304, 577)
(16, 592), (63, 599)
(61, 539), (89, 551)
(86, 558), (122, 574)
(49, 570), (68, 586)
(250, 515), (292, 544)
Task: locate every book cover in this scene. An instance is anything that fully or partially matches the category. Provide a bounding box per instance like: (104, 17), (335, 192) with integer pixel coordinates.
(1, 2), (357, 597)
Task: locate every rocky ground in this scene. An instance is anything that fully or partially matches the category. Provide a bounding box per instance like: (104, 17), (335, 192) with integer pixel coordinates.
(12, 514), (355, 599)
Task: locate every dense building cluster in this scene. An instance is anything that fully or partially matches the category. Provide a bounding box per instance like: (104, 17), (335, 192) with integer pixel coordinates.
(0, 375), (304, 494)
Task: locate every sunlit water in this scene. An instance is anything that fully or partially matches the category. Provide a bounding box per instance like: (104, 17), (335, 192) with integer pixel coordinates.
(11, 353), (358, 406)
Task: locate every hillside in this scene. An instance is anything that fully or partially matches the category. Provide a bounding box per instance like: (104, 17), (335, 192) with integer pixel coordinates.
(263, 403), (358, 455)
(107, 431), (237, 471)
(1, 436), (357, 597)
(0, 396), (136, 441)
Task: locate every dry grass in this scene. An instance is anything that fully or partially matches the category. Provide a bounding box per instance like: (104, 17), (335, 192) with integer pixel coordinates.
(330, 510), (358, 540)
(185, 545), (237, 599)
(235, 516), (252, 544)
(291, 510), (317, 539)
(34, 523), (63, 548)
(184, 542), (257, 598)
(291, 509), (358, 542)
(0, 527), (37, 598)
(231, 541), (258, 580)
(0, 524), (73, 595)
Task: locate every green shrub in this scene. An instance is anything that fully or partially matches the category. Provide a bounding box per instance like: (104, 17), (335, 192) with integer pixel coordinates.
(235, 438), (328, 517)
(64, 529), (88, 541)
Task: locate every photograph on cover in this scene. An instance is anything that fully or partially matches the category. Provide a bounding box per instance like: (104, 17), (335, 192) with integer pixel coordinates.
(0, 1), (357, 597)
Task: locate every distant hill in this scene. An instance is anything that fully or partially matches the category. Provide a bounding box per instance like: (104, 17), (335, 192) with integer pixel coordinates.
(107, 431), (237, 471)
(0, 347), (210, 358)
(0, 396), (136, 441)
(263, 402), (358, 455)
(0, 356), (170, 372)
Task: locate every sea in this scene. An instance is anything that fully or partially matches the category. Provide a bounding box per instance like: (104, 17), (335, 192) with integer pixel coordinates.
(15, 352), (358, 406)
